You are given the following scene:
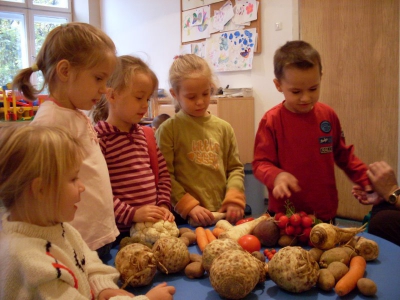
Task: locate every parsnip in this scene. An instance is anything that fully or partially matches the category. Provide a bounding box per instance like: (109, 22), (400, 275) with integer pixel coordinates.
(188, 212), (226, 227)
(215, 219), (234, 231)
(218, 215), (270, 241)
(310, 223), (366, 250)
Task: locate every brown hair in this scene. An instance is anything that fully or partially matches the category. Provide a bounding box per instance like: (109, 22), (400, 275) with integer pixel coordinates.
(12, 22), (116, 100)
(0, 125), (84, 226)
(91, 55), (159, 123)
(169, 54), (217, 95)
(274, 40), (322, 81)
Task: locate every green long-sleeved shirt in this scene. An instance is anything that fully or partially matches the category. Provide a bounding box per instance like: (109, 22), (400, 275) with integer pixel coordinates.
(155, 110), (245, 218)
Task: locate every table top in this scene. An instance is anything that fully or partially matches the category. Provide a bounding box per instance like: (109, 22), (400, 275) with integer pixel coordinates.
(105, 230), (400, 300)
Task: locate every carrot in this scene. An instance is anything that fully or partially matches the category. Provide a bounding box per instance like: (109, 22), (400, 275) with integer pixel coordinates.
(334, 256), (366, 296)
(195, 227), (209, 252)
(212, 227), (225, 238)
(205, 228), (217, 243)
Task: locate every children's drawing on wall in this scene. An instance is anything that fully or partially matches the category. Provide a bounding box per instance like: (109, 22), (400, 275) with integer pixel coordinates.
(191, 42), (206, 58)
(232, 0), (259, 25)
(205, 28), (256, 72)
(182, 6), (211, 43)
(212, 1), (234, 31)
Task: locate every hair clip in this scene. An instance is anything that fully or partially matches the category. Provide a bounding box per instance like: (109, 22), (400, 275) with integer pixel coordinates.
(31, 64), (39, 72)
(173, 55), (183, 60)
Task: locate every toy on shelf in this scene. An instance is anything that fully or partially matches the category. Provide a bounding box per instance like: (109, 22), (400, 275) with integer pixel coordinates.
(0, 83), (48, 122)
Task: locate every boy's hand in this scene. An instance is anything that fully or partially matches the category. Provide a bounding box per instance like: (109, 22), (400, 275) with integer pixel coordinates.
(273, 172), (301, 199)
(98, 288), (134, 300)
(145, 282), (175, 300)
(188, 205), (215, 227)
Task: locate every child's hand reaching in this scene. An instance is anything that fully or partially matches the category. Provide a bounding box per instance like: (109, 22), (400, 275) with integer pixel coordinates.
(133, 205), (168, 223)
(188, 205), (215, 227)
(146, 282), (176, 300)
(159, 205), (175, 222)
(224, 204), (244, 224)
(98, 288), (134, 300)
(273, 172), (301, 199)
(352, 185), (383, 205)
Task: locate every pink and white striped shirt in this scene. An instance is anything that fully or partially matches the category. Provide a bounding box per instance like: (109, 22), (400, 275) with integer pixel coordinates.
(95, 121), (172, 233)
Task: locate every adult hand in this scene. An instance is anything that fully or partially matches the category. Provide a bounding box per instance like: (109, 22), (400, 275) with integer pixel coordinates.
(367, 161), (398, 201)
(188, 205), (215, 227)
(272, 172), (301, 199)
(352, 184), (383, 205)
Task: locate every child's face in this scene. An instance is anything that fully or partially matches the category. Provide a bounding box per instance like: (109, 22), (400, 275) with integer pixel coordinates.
(171, 76), (211, 118)
(57, 166), (85, 223)
(274, 65), (321, 114)
(67, 52), (116, 110)
(107, 73), (154, 131)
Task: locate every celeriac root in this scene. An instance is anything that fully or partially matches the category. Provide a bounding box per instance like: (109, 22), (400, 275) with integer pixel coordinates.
(347, 236), (379, 261)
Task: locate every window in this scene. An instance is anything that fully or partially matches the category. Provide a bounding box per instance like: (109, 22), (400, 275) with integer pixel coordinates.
(0, 0), (71, 89)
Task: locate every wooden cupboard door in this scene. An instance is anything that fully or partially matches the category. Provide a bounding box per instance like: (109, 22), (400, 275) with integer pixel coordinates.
(217, 97), (255, 164)
(300, 0), (399, 220)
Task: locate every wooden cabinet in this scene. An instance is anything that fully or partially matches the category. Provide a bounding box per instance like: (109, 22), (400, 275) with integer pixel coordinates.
(156, 97), (254, 164)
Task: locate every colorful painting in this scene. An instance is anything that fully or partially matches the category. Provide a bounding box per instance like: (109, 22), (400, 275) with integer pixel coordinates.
(182, 6), (211, 43)
(191, 42), (206, 58)
(232, 0), (258, 25)
(205, 28), (256, 72)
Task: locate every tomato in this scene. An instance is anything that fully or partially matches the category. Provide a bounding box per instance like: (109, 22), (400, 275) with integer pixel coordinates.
(238, 234), (261, 253)
(235, 217), (254, 225)
(289, 213), (301, 227)
(277, 215), (289, 229)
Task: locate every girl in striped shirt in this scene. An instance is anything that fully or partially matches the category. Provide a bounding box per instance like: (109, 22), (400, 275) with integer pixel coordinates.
(92, 56), (174, 244)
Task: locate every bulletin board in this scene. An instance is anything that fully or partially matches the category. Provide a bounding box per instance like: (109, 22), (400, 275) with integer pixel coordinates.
(181, 0), (262, 53)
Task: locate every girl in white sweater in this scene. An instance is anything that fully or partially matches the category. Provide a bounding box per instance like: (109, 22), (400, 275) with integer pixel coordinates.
(0, 125), (175, 300)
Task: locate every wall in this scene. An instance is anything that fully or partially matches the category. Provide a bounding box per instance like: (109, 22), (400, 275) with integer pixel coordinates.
(99, 0), (299, 128)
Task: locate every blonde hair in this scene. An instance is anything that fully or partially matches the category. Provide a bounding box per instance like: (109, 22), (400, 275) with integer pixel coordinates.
(91, 55), (159, 123)
(0, 125), (84, 225)
(169, 54), (217, 95)
(12, 22), (116, 100)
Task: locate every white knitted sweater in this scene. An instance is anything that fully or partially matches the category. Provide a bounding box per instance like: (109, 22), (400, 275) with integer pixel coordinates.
(0, 213), (148, 300)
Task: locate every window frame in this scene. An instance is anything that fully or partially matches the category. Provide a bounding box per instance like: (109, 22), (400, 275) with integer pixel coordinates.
(0, 0), (71, 13)
(0, 0), (71, 86)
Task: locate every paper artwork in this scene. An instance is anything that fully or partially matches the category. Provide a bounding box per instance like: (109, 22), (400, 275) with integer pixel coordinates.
(232, 0), (258, 25)
(205, 28), (256, 72)
(212, 1), (234, 31)
(191, 41), (206, 58)
(182, 6), (211, 43)
(204, 0), (224, 4)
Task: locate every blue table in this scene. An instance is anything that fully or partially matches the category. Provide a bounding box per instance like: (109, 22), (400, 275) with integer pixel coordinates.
(106, 230), (400, 299)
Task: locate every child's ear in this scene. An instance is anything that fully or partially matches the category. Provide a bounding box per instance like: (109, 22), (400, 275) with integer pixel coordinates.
(105, 88), (115, 102)
(30, 177), (44, 200)
(273, 79), (283, 93)
(56, 59), (71, 82)
(169, 88), (176, 99)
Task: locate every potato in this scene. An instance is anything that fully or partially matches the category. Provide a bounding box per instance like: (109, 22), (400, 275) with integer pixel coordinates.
(317, 269), (336, 291)
(319, 247), (351, 268)
(181, 231), (197, 245)
(309, 248), (324, 262)
(278, 235), (297, 247)
(357, 278), (377, 296)
(185, 262), (205, 279)
(179, 236), (190, 247)
(327, 261), (349, 282)
(179, 227), (193, 236)
(190, 253), (203, 263)
(251, 251), (266, 262)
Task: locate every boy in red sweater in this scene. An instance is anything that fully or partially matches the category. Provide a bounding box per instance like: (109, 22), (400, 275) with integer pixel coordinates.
(252, 40), (374, 222)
